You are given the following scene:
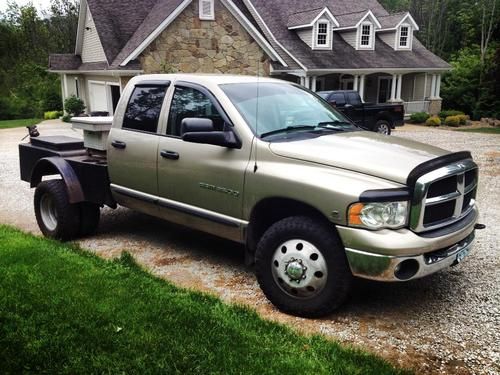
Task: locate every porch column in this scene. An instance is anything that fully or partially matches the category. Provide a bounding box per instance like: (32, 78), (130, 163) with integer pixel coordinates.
(359, 75), (366, 102)
(390, 74), (397, 101)
(311, 76), (317, 92)
(353, 75), (359, 91)
(396, 74), (403, 101)
(435, 74), (442, 99)
(430, 74), (437, 99)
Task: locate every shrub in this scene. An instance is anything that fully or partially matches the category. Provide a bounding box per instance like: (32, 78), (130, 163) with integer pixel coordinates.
(439, 110), (464, 119)
(444, 115), (461, 127)
(410, 112), (430, 124)
(64, 96), (85, 116)
(426, 116), (441, 127)
(62, 114), (72, 123)
(44, 111), (61, 120)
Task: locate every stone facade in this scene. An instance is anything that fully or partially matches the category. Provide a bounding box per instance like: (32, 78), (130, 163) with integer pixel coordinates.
(428, 99), (443, 116)
(140, 1), (270, 76)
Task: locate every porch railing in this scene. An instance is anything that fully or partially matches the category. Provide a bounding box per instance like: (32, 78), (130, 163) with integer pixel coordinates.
(404, 101), (431, 114)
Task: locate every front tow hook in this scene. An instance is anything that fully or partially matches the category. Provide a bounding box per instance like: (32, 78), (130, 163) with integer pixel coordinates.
(474, 223), (486, 230)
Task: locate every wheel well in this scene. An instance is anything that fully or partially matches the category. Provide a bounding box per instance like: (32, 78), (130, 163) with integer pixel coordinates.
(246, 198), (331, 254)
(375, 113), (393, 126)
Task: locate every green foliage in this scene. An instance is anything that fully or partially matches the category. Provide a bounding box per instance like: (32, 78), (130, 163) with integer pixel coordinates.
(44, 111), (62, 120)
(426, 116), (442, 127)
(444, 115), (461, 127)
(439, 110), (465, 118)
(0, 225), (408, 375)
(410, 112), (430, 123)
(0, 118), (42, 129)
(457, 114), (469, 125)
(62, 114), (72, 123)
(64, 95), (85, 116)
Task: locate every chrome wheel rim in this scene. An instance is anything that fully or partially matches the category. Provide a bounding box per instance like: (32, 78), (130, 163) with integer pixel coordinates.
(377, 124), (390, 135)
(272, 239), (328, 299)
(40, 193), (57, 231)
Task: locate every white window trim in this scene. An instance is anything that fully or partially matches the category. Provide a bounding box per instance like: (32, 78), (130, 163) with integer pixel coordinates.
(396, 23), (412, 50)
(199, 0), (215, 20)
(357, 22), (374, 50)
(313, 19), (332, 49)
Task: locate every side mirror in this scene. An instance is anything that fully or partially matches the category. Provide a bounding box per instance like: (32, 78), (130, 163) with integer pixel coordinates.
(344, 104), (353, 109)
(181, 118), (241, 149)
(328, 100), (337, 107)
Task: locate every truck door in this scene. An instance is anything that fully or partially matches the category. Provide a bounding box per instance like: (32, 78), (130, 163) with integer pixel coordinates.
(156, 82), (250, 241)
(344, 92), (365, 128)
(107, 81), (169, 198)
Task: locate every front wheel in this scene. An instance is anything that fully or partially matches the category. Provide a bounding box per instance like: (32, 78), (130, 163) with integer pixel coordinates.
(34, 180), (81, 241)
(255, 216), (352, 318)
(375, 120), (392, 135)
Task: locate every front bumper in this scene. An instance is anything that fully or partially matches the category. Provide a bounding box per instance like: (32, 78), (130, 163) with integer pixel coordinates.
(337, 206), (478, 281)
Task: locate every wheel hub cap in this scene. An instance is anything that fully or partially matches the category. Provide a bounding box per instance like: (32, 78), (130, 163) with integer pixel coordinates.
(285, 258), (307, 282)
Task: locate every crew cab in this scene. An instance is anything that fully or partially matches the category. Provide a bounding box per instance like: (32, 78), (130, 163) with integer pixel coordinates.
(19, 74), (481, 317)
(317, 90), (405, 135)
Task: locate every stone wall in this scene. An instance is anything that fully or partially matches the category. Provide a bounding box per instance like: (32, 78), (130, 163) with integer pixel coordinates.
(140, 1), (270, 76)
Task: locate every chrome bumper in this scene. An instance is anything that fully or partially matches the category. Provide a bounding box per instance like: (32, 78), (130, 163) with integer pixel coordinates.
(344, 232), (475, 281)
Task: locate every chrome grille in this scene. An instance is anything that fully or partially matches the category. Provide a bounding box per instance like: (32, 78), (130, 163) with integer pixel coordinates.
(410, 159), (478, 232)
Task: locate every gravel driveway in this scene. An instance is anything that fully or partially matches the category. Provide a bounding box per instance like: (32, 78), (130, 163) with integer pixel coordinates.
(1, 121), (499, 374)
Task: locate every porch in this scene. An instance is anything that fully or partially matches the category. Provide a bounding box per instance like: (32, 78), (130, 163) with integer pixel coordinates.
(288, 71), (444, 115)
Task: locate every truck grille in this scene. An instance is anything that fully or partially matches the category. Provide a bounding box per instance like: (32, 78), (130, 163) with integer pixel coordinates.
(410, 159), (478, 233)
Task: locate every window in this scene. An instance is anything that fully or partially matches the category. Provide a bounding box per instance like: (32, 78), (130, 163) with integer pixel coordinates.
(346, 92), (362, 106)
(199, 0), (214, 20)
(399, 25), (410, 48)
(123, 86), (167, 133)
(359, 23), (373, 48)
(316, 21), (329, 47)
(167, 86), (224, 136)
(330, 93), (346, 106)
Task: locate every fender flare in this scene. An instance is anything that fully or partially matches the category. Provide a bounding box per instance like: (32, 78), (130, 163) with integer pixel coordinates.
(30, 157), (85, 204)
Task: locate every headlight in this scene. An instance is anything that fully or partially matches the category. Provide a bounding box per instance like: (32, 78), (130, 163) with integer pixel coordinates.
(348, 201), (409, 230)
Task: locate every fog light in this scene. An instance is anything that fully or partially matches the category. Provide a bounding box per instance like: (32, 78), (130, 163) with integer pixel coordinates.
(394, 259), (419, 280)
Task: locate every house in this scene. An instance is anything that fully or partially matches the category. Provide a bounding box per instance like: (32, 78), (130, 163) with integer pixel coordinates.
(49, 0), (450, 116)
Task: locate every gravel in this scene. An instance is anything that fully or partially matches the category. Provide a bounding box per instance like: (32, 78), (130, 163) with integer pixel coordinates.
(1, 121), (499, 374)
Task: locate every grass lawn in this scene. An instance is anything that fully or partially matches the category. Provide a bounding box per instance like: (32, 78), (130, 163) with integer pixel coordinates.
(453, 127), (500, 134)
(0, 118), (42, 129)
(0, 225), (409, 375)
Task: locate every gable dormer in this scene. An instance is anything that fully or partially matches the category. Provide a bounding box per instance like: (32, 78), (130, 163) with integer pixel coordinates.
(334, 10), (381, 51)
(378, 13), (419, 51)
(75, 0), (107, 63)
(287, 7), (339, 50)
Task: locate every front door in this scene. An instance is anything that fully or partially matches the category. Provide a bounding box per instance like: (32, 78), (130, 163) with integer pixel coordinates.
(378, 77), (393, 103)
(157, 83), (250, 241)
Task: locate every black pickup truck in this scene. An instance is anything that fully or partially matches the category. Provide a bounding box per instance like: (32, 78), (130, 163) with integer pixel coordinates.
(317, 90), (404, 135)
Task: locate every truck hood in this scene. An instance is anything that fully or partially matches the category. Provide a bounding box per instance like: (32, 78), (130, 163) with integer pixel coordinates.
(268, 131), (449, 184)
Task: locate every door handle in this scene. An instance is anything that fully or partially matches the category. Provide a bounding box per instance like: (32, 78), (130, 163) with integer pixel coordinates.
(160, 150), (179, 160)
(111, 140), (127, 149)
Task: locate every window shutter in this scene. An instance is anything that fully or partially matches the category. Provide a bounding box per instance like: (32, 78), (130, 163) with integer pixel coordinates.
(199, 0), (214, 20)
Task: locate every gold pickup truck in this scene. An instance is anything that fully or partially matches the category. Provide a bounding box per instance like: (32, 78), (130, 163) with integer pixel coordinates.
(19, 74), (481, 317)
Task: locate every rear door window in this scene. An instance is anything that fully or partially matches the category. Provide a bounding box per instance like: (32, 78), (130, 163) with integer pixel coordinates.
(330, 93), (346, 106)
(123, 86), (167, 133)
(346, 92), (362, 106)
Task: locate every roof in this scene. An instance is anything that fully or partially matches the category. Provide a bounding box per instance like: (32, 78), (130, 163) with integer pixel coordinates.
(49, 54), (141, 72)
(49, 0), (450, 73)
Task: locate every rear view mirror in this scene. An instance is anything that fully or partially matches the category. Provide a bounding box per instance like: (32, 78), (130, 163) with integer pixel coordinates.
(181, 118), (241, 149)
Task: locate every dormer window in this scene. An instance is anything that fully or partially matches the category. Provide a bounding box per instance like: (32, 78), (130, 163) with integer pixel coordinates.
(398, 24), (411, 49)
(359, 22), (373, 49)
(199, 0), (214, 20)
(314, 20), (331, 49)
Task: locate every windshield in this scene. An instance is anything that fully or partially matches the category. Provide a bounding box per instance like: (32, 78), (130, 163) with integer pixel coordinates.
(220, 82), (356, 139)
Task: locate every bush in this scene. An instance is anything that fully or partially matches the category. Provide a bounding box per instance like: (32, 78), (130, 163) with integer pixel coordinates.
(44, 111), (62, 120)
(410, 112), (430, 124)
(439, 110), (464, 119)
(62, 114), (72, 123)
(444, 115), (461, 127)
(426, 116), (441, 127)
(457, 114), (469, 125)
(64, 96), (85, 116)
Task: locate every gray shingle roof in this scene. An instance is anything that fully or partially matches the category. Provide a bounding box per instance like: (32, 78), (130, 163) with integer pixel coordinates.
(287, 8), (325, 28)
(334, 10), (370, 28)
(378, 12), (407, 29)
(49, 54), (141, 71)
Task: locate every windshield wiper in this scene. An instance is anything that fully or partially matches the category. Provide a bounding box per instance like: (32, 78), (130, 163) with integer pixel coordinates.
(317, 121), (353, 128)
(260, 125), (317, 139)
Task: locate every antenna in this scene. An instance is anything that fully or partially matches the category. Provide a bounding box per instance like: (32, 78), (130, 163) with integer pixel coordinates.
(253, 58), (260, 173)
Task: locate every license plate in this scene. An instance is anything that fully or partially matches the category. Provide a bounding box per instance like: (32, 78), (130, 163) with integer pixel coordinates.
(456, 247), (470, 263)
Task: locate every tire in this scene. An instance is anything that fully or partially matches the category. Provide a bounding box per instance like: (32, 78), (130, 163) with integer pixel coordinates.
(34, 180), (81, 241)
(255, 216), (352, 318)
(79, 202), (100, 237)
(375, 120), (392, 135)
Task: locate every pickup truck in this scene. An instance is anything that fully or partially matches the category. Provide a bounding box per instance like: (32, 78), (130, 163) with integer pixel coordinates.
(19, 74), (481, 318)
(317, 90), (404, 135)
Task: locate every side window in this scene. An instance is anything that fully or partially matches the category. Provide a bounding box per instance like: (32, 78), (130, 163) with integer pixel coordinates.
(123, 86), (167, 133)
(346, 92), (361, 106)
(167, 86), (224, 137)
(330, 93), (346, 106)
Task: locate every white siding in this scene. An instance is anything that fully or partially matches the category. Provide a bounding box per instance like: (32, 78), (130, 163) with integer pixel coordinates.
(297, 28), (313, 48)
(414, 74), (427, 100)
(379, 31), (395, 49)
(81, 6), (107, 63)
(401, 74), (415, 102)
(339, 30), (357, 49)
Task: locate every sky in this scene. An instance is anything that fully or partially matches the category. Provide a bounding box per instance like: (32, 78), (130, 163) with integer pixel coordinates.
(0, 0), (53, 13)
